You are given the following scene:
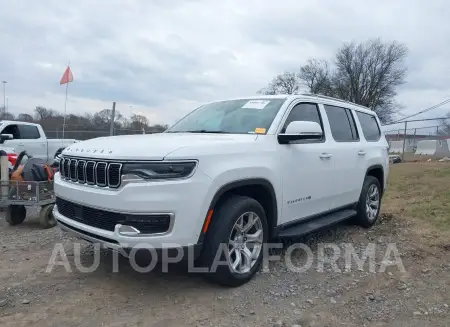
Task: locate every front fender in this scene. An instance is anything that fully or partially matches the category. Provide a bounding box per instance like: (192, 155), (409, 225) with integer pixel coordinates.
(197, 166), (281, 237)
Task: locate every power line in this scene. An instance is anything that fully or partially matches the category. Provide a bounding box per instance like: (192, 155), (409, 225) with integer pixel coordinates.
(392, 98), (450, 123)
(393, 98), (450, 122)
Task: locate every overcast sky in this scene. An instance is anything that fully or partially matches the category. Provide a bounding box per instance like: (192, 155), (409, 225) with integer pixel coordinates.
(1, 0), (449, 128)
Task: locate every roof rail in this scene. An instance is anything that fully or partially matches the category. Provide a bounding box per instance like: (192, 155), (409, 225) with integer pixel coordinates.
(297, 93), (370, 110)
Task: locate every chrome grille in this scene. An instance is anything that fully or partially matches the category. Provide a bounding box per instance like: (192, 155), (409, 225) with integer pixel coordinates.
(108, 163), (122, 188)
(62, 159), (70, 177)
(59, 157), (122, 188)
(77, 160), (86, 183)
(69, 159), (77, 181)
(96, 162), (107, 186)
(85, 161), (96, 184)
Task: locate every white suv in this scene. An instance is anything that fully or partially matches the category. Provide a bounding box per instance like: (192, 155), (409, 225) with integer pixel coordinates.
(54, 94), (389, 286)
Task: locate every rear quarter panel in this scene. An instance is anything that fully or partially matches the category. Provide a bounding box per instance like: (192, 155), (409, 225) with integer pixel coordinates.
(363, 115), (390, 192)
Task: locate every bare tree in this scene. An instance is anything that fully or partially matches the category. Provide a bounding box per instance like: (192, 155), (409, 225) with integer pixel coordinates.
(0, 108), (15, 120)
(17, 113), (34, 122)
(261, 39), (408, 122)
(258, 72), (301, 95)
(34, 106), (59, 121)
(130, 114), (149, 129)
(93, 109), (123, 127)
(9, 106), (166, 139)
(34, 106), (50, 121)
(299, 59), (333, 96)
(333, 39), (408, 122)
(120, 117), (130, 128)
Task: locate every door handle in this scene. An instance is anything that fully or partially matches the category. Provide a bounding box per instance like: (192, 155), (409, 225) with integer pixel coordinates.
(17, 143), (24, 146)
(320, 153), (332, 159)
(358, 150), (366, 156)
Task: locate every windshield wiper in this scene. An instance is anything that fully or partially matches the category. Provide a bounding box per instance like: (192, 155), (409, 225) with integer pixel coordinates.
(182, 130), (232, 134)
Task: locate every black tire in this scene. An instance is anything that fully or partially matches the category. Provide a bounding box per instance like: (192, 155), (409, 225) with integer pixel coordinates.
(39, 204), (56, 229)
(54, 149), (64, 158)
(198, 195), (268, 287)
(355, 176), (382, 228)
(5, 205), (26, 226)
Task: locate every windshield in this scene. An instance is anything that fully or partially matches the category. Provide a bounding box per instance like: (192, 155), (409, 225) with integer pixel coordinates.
(165, 98), (287, 134)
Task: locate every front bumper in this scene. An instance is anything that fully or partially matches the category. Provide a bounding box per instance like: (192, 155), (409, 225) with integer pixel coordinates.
(55, 213), (202, 260)
(53, 170), (212, 252)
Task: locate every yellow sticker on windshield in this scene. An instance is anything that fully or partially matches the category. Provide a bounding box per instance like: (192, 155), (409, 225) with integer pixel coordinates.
(255, 128), (266, 134)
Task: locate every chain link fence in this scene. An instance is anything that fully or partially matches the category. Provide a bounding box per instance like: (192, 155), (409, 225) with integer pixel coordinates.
(382, 117), (450, 161)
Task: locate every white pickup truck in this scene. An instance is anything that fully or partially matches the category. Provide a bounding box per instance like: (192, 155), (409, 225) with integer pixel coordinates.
(0, 120), (78, 163)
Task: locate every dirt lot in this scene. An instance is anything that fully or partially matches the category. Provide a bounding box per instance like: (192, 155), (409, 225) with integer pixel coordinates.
(1, 162), (450, 327)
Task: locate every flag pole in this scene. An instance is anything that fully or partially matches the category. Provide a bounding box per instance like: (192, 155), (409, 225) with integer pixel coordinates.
(62, 61), (70, 144)
(62, 81), (68, 141)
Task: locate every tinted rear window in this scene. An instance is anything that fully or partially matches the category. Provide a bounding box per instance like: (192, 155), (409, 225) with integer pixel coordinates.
(324, 105), (359, 142)
(356, 111), (381, 141)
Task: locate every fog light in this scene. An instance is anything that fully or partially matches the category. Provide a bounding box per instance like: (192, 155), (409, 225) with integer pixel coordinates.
(116, 224), (141, 236)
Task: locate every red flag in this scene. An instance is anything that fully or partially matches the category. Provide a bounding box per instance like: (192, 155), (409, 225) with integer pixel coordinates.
(60, 66), (73, 85)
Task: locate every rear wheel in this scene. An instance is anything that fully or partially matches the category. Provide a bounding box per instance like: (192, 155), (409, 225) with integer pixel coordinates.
(355, 176), (381, 228)
(198, 195), (268, 287)
(5, 205), (26, 226)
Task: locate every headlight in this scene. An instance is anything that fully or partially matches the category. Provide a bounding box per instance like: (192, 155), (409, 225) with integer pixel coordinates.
(121, 161), (197, 181)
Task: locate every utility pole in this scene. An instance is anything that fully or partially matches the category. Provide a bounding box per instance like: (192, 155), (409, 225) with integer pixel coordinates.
(401, 121), (408, 161)
(109, 101), (116, 136)
(1, 81), (6, 114)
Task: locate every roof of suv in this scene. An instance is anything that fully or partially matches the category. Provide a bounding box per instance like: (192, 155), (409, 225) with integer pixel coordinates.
(293, 94), (375, 115)
(209, 94), (377, 116)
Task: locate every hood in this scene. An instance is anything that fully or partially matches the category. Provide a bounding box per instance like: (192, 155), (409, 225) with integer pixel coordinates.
(47, 139), (80, 144)
(61, 133), (258, 160)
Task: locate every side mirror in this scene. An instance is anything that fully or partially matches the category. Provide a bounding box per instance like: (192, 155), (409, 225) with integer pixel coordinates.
(0, 134), (13, 144)
(277, 121), (323, 144)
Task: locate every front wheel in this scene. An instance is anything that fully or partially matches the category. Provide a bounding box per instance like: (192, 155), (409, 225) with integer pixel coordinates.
(355, 176), (382, 228)
(198, 195), (268, 287)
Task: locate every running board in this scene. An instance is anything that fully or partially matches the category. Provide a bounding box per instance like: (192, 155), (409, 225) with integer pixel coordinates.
(278, 209), (357, 238)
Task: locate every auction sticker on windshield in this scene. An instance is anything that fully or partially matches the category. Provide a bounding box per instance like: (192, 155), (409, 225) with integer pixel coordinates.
(241, 100), (270, 109)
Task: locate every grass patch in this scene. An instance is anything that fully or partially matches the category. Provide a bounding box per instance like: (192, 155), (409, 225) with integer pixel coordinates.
(383, 162), (450, 241)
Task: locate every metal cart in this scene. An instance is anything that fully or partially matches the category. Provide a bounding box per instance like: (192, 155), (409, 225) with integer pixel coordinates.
(0, 153), (56, 229)
(0, 180), (56, 228)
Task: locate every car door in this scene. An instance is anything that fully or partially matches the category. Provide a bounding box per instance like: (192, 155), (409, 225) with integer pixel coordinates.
(277, 102), (335, 225)
(18, 124), (47, 160)
(1, 124), (24, 152)
(2, 124), (47, 160)
(322, 104), (366, 209)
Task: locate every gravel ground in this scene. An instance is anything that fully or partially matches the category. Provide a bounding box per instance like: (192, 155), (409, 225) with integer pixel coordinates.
(0, 208), (449, 327)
